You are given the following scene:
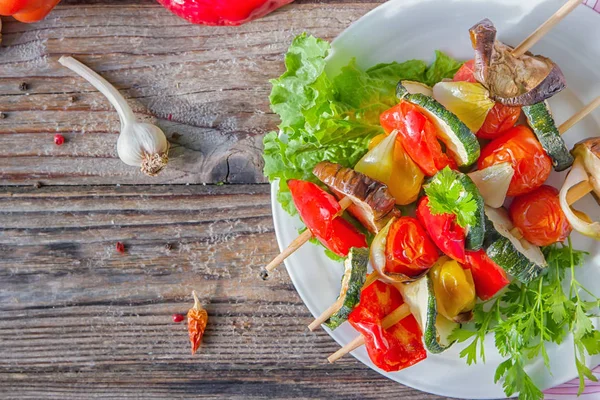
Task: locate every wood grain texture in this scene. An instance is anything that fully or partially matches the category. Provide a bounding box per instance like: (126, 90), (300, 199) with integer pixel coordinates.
(0, 1), (381, 185)
(0, 1), (451, 399)
(0, 184), (449, 400)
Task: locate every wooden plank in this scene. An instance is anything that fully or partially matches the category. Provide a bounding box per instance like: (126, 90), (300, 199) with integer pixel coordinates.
(0, 184), (443, 399)
(0, 2), (382, 185)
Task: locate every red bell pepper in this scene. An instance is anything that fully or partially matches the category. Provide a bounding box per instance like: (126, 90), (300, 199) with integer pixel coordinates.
(385, 216), (439, 277)
(0, 0), (60, 22)
(348, 280), (426, 372)
(380, 101), (456, 176)
(155, 0), (294, 26)
(288, 179), (367, 257)
(416, 196), (466, 263)
(464, 250), (510, 300)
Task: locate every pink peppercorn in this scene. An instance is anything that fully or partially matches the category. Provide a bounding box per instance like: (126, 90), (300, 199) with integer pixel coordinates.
(54, 134), (65, 146)
(172, 314), (185, 323)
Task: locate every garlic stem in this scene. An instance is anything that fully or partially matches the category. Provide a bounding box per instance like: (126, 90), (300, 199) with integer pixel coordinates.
(59, 56), (169, 176)
(59, 56), (135, 126)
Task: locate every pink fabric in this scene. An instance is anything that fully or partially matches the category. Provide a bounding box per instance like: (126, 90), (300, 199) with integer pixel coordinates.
(543, 4), (599, 397)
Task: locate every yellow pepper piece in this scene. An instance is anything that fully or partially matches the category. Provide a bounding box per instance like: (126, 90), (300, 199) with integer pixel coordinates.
(356, 132), (424, 205)
(430, 258), (476, 320)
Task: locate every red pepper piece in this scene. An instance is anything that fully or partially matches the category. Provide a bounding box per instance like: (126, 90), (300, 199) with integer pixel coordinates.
(155, 0), (294, 26)
(380, 101), (456, 176)
(348, 281), (426, 372)
(385, 216), (439, 277)
(452, 60), (478, 83)
(288, 179), (367, 257)
(0, 0), (61, 23)
(464, 250), (510, 300)
(416, 196), (466, 263)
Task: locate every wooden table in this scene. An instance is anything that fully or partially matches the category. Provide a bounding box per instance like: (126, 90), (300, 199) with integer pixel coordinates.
(0, 1), (449, 399)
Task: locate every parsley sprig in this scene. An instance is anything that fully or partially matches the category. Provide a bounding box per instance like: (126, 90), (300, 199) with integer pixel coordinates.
(450, 239), (600, 399)
(424, 166), (477, 227)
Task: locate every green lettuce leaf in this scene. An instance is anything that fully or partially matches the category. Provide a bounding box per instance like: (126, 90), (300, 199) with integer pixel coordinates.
(263, 33), (463, 215)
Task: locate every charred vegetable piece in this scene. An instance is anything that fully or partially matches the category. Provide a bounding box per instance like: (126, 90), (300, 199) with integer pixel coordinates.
(523, 102), (573, 171)
(429, 257), (476, 323)
(397, 274), (459, 354)
(559, 138), (600, 240)
(313, 161), (398, 233)
(325, 247), (369, 330)
(469, 19), (566, 106)
(484, 206), (547, 283)
(348, 280), (426, 372)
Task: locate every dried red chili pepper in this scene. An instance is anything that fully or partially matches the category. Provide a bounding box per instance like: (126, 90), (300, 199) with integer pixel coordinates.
(188, 291), (208, 355)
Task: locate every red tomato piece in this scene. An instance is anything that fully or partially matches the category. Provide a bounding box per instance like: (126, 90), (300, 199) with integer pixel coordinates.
(508, 185), (572, 246)
(287, 179), (367, 257)
(452, 59), (477, 83)
(477, 103), (522, 140)
(464, 250), (510, 300)
(348, 281), (426, 372)
(478, 125), (552, 197)
(416, 196), (466, 263)
(385, 217), (439, 277)
(380, 102), (456, 176)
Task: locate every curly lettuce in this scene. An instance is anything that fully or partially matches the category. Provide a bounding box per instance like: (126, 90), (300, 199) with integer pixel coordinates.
(263, 33), (462, 215)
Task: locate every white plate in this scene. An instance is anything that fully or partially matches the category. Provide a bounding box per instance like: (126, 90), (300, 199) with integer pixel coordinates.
(271, 0), (600, 398)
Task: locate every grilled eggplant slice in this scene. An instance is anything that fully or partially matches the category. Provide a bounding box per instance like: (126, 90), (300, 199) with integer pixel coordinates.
(313, 161), (399, 233)
(469, 18), (566, 106)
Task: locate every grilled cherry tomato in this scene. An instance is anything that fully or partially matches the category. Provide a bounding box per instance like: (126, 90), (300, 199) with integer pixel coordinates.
(288, 179), (367, 256)
(477, 103), (521, 140)
(478, 125), (552, 196)
(452, 59), (521, 140)
(348, 280), (426, 372)
(464, 250), (510, 300)
(416, 196), (466, 263)
(452, 60), (477, 83)
(509, 185), (572, 246)
(430, 258), (476, 320)
(380, 101), (456, 176)
(385, 217), (439, 277)
(0, 0), (60, 22)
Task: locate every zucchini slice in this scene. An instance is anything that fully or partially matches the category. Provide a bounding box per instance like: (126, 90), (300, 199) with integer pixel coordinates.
(484, 206), (547, 283)
(523, 101), (574, 171)
(401, 80), (433, 96)
(398, 275), (458, 354)
(397, 81), (480, 167)
(457, 173), (486, 251)
(325, 247), (369, 330)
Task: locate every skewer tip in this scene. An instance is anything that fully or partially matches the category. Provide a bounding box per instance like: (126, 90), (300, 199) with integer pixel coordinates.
(259, 270), (269, 281)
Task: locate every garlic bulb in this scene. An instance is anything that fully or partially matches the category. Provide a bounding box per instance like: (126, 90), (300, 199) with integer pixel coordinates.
(58, 56), (169, 176)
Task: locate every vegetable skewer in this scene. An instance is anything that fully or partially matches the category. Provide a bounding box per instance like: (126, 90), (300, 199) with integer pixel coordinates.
(511, 0), (582, 58)
(327, 303), (411, 363)
(308, 271), (379, 331)
(263, 195), (354, 277)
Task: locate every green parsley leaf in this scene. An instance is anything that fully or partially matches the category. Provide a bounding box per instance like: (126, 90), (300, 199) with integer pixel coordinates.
(424, 166), (477, 227)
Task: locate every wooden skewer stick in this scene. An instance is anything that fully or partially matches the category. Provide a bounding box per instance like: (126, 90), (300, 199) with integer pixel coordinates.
(262, 196), (354, 277)
(308, 272), (380, 331)
(567, 180), (595, 205)
(558, 96), (600, 135)
(512, 0), (582, 58)
(327, 303), (411, 364)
